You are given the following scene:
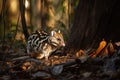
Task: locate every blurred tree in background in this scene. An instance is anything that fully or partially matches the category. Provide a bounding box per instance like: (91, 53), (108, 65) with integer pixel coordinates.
(0, 0), (79, 43)
(65, 0), (120, 54)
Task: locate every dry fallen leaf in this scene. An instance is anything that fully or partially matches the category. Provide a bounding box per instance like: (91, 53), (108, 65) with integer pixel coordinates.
(100, 48), (108, 58)
(108, 41), (115, 54)
(21, 62), (32, 71)
(115, 42), (120, 46)
(96, 39), (107, 55)
(76, 49), (85, 58)
(90, 39), (107, 58)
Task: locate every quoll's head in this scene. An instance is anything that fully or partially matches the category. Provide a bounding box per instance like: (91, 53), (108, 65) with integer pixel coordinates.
(49, 30), (65, 47)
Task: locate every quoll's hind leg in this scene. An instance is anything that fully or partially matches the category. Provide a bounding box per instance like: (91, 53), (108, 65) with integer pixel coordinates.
(36, 53), (45, 60)
(45, 56), (49, 61)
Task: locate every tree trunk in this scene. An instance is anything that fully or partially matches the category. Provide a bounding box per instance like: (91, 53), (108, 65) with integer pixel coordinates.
(19, 0), (29, 40)
(65, 0), (120, 54)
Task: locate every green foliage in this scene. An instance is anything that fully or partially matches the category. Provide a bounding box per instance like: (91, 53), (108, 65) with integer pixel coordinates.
(74, 0), (79, 7)
(55, 0), (64, 13)
(45, 13), (51, 20)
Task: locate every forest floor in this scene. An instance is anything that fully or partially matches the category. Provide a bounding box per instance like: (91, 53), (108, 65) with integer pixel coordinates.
(0, 40), (120, 80)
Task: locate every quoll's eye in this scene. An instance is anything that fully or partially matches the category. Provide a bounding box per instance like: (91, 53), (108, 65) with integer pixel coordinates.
(57, 38), (61, 41)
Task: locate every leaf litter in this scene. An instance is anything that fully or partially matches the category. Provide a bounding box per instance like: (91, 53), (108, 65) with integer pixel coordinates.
(0, 40), (120, 80)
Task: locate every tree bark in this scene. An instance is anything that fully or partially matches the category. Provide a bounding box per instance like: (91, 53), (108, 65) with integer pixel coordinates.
(65, 0), (120, 54)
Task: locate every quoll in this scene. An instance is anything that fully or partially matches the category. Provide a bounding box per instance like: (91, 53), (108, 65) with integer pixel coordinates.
(26, 30), (65, 60)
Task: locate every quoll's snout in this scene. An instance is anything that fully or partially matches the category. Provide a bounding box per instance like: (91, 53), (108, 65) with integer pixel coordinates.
(61, 42), (65, 47)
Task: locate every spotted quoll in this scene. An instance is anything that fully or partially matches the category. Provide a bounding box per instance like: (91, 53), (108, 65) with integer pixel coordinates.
(27, 30), (65, 60)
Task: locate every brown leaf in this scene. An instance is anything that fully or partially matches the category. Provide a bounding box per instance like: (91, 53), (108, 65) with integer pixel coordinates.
(115, 42), (120, 46)
(76, 49), (85, 58)
(91, 39), (107, 58)
(21, 62), (32, 71)
(100, 48), (108, 58)
(108, 41), (115, 54)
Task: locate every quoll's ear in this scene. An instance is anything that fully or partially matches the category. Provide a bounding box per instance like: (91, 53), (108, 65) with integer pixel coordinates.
(51, 31), (56, 36)
(58, 30), (61, 33)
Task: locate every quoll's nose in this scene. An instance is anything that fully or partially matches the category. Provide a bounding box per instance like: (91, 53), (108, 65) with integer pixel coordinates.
(61, 43), (65, 47)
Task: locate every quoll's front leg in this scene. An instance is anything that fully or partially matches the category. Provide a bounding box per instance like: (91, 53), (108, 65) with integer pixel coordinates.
(45, 56), (49, 61)
(42, 43), (52, 61)
(43, 51), (51, 61)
